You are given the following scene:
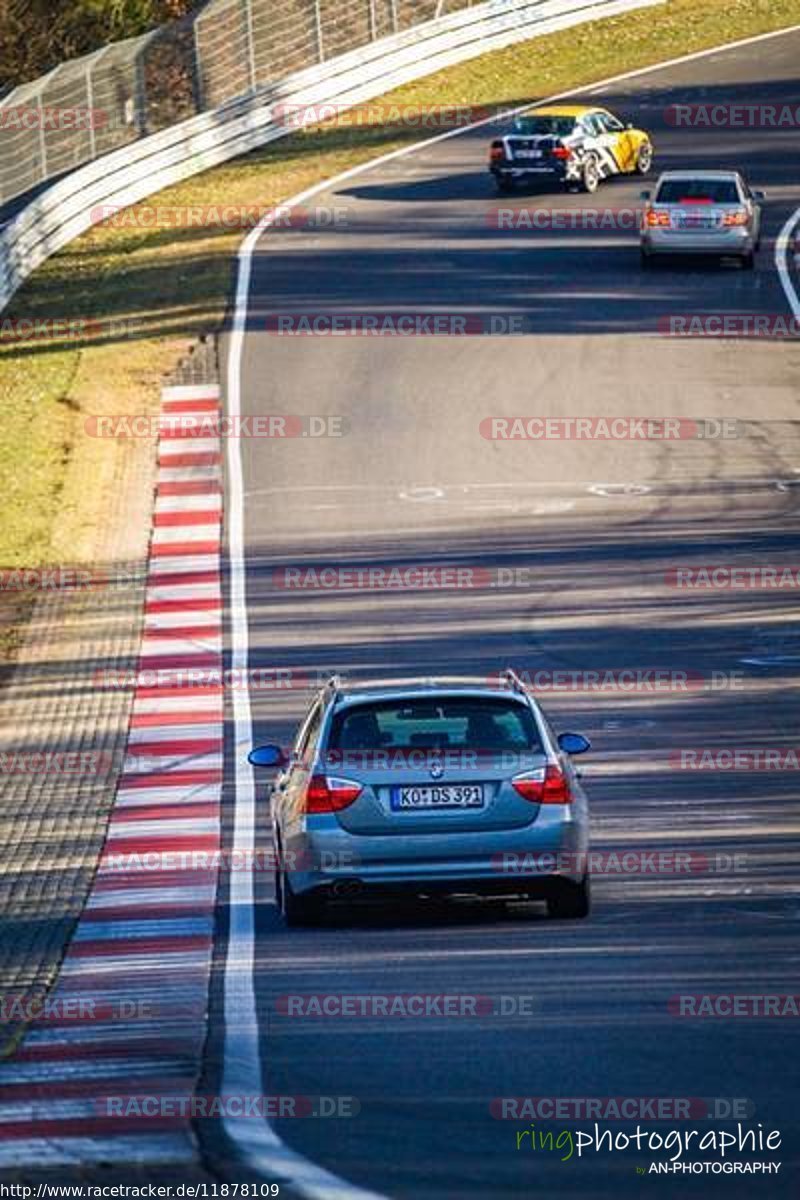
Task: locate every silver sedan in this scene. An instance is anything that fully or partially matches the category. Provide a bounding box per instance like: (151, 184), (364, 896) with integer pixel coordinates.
(640, 169), (764, 268)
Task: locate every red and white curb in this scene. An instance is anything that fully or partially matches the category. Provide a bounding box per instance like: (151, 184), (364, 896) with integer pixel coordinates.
(0, 384), (223, 1167)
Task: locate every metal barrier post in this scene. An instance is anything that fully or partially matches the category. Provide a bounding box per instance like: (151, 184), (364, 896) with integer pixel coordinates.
(315, 0), (325, 61)
(244, 0), (258, 91)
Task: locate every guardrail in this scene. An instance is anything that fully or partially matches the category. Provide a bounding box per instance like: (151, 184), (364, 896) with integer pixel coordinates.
(0, 0), (661, 314)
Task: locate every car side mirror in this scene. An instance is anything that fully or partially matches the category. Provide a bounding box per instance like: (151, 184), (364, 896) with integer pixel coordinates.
(752, 189), (765, 200)
(640, 190), (650, 200)
(248, 744), (288, 768)
(558, 732), (591, 756)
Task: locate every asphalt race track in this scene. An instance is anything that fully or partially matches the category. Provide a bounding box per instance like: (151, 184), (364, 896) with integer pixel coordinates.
(207, 28), (800, 1199)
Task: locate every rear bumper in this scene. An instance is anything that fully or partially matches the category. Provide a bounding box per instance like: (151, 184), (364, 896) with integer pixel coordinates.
(641, 228), (754, 255)
(281, 808), (589, 897)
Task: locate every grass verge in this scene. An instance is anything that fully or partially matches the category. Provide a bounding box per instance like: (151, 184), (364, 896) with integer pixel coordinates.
(1, 0), (799, 656)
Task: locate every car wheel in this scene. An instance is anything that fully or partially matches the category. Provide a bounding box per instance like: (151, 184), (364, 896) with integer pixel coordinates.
(634, 141), (653, 174)
(740, 250), (755, 270)
(579, 157), (600, 194)
(546, 875), (590, 920)
(496, 176), (514, 194)
(281, 872), (325, 928)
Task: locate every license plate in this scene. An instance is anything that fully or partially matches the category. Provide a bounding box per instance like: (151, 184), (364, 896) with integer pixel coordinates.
(390, 784), (485, 810)
(677, 214), (715, 229)
(515, 149), (542, 159)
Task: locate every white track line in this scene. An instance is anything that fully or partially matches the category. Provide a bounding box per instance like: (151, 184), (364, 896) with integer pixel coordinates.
(223, 22), (800, 1197)
(775, 207), (800, 322)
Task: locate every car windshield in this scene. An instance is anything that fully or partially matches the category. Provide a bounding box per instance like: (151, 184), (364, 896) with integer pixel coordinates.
(512, 116), (575, 137)
(656, 178), (741, 204)
(328, 697), (542, 753)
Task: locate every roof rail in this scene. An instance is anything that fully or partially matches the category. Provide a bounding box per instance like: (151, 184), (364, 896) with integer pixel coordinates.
(321, 673), (343, 699)
(499, 667), (529, 695)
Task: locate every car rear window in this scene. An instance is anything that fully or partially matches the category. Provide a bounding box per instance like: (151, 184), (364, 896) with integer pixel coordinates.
(655, 179), (740, 205)
(512, 116), (575, 137)
(328, 697), (543, 753)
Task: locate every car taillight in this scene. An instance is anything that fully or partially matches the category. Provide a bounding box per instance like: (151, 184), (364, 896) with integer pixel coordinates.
(489, 141), (504, 162)
(512, 764), (572, 804)
(645, 208), (670, 226)
(541, 763), (571, 804)
(723, 209), (748, 226)
(511, 771), (544, 802)
(551, 146), (571, 160)
(304, 774), (362, 813)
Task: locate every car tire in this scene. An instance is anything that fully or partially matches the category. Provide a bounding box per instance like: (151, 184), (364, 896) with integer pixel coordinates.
(546, 874), (591, 920)
(281, 872), (325, 928)
(740, 251), (755, 270)
(579, 157), (600, 194)
(496, 176), (514, 194)
(634, 141), (653, 174)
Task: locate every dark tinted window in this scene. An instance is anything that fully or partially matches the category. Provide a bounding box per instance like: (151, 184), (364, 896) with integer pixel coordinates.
(512, 116), (575, 137)
(328, 697), (542, 753)
(656, 178), (741, 204)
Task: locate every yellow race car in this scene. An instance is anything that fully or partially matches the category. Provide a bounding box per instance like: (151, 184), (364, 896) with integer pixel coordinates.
(489, 104), (654, 194)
